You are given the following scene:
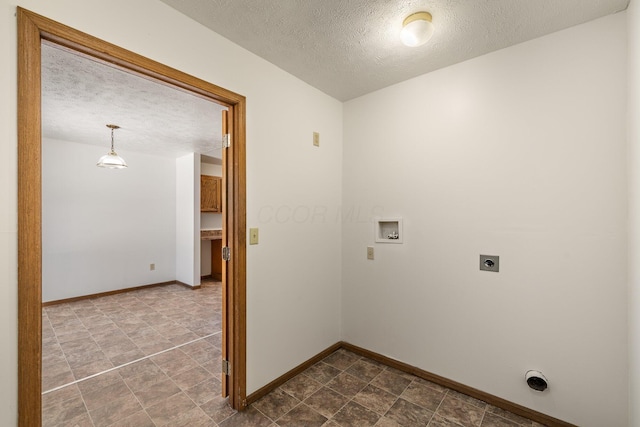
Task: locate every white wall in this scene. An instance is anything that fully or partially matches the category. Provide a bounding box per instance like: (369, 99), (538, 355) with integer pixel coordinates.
(176, 152), (200, 286)
(42, 138), (177, 301)
(628, 1), (640, 425)
(0, 1), (343, 422)
(200, 162), (222, 276)
(342, 14), (627, 427)
(0, 3), (17, 422)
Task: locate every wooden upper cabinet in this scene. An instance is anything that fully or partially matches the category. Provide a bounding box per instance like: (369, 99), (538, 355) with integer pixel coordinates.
(201, 175), (222, 213)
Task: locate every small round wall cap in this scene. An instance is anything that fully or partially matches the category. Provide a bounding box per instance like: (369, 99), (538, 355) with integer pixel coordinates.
(525, 370), (548, 392)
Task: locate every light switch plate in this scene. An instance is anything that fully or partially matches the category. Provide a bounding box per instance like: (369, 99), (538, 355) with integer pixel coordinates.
(480, 255), (499, 272)
(367, 246), (374, 260)
(249, 228), (259, 245)
(313, 132), (320, 147)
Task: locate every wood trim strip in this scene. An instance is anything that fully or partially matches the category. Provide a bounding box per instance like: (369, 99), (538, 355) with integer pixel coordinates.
(17, 8), (43, 426)
(42, 280), (185, 306)
(174, 281), (202, 290)
(230, 100), (247, 408)
(340, 342), (576, 427)
(245, 342), (342, 405)
(221, 111), (229, 398)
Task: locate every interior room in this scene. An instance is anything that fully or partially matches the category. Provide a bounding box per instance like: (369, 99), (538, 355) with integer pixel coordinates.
(38, 41), (229, 425)
(2, 1), (640, 426)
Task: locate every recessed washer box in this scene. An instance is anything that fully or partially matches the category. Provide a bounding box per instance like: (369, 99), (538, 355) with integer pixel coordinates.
(480, 255), (499, 272)
(375, 218), (403, 244)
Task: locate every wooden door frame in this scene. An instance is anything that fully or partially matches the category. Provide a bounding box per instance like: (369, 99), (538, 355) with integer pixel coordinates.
(17, 8), (247, 426)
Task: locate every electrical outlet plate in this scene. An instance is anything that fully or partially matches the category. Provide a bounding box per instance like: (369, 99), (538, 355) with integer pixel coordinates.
(150, 263), (155, 271)
(249, 228), (259, 245)
(479, 255), (499, 272)
(313, 132), (320, 147)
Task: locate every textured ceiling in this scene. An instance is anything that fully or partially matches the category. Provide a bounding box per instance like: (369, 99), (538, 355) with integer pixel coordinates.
(157, 0), (629, 101)
(42, 43), (226, 159)
(42, 1), (629, 154)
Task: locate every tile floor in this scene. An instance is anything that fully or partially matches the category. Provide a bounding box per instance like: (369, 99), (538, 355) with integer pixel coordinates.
(43, 281), (545, 427)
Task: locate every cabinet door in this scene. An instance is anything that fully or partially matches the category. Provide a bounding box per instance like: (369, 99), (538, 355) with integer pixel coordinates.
(211, 239), (222, 281)
(201, 175), (222, 212)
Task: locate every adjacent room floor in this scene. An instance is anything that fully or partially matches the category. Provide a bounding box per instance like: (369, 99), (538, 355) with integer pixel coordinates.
(42, 281), (543, 427)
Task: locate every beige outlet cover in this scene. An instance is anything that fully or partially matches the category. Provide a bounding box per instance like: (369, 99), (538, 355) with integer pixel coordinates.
(250, 228), (259, 245)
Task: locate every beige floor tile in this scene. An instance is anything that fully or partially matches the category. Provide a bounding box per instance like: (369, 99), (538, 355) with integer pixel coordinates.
(281, 373), (323, 401)
(167, 406), (217, 426)
(172, 365), (214, 390)
(346, 359), (385, 382)
(385, 398), (434, 427)
(481, 412), (523, 427)
(42, 282), (543, 427)
(326, 371), (368, 399)
(146, 391), (197, 426)
(400, 382), (446, 411)
(82, 379), (132, 411)
(133, 377), (182, 408)
(352, 384), (397, 415)
(151, 348), (200, 377)
(71, 358), (114, 380)
(429, 414), (467, 427)
(374, 416), (403, 427)
(105, 410), (155, 427)
(42, 384), (81, 410)
(89, 392), (142, 427)
(331, 401), (380, 427)
(304, 386), (350, 419)
(486, 405), (534, 426)
(42, 394), (88, 427)
(370, 370), (412, 396)
(185, 377), (221, 405)
(436, 395), (485, 427)
(200, 395), (237, 423)
(77, 370), (122, 396)
(323, 349), (361, 370)
(277, 403), (328, 426)
(218, 406), (272, 427)
(253, 388), (300, 420)
(124, 364), (170, 393)
(117, 358), (160, 379)
(304, 361), (342, 384)
(447, 389), (488, 410)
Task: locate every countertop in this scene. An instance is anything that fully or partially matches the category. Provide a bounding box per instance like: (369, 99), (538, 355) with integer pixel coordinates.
(201, 229), (222, 240)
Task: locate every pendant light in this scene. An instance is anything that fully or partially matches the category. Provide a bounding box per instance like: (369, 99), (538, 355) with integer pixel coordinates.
(401, 12), (434, 47)
(97, 124), (127, 169)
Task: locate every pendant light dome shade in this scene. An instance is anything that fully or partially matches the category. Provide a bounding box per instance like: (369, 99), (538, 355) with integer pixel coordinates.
(401, 12), (434, 47)
(97, 124), (127, 169)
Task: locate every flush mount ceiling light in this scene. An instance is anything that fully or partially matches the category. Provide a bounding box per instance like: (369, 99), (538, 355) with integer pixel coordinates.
(97, 124), (128, 169)
(401, 12), (434, 47)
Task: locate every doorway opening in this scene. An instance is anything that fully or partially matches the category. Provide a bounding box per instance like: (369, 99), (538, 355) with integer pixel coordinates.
(17, 8), (247, 426)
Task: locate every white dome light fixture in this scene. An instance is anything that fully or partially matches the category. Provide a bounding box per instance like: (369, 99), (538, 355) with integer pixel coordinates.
(401, 12), (434, 47)
(97, 124), (128, 169)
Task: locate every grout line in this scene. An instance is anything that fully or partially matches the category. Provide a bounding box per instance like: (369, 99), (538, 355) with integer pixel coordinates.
(42, 331), (221, 395)
(428, 391), (447, 426)
(324, 359), (373, 423)
(120, 361), (152, 426)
